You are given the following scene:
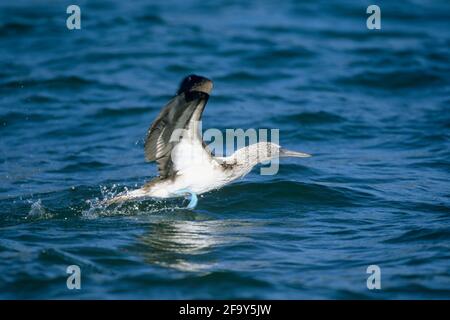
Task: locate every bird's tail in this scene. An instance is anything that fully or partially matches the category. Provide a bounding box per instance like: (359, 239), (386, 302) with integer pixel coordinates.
(103, 188), (148, 206)
(102, 187), (199, 210)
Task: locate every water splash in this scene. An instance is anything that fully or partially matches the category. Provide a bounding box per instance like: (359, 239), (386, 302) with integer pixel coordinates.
(26, 199), (53, 220)
(28, 199), (44, 216)
(81, 184), (187, 219)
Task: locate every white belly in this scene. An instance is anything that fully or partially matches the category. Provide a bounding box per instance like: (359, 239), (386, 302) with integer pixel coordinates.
(146, 165), (228, 198)
(147, 138), (232, 197)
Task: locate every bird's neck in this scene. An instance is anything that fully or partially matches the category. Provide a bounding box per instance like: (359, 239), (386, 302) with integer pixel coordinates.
(219, 142), (276, 177)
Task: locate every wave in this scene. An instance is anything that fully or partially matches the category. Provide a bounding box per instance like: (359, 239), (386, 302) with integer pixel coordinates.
(92, 106), (151, 118)
(384, 227), (450, 244)
(336, 69), (443, 90)
(273, 111), (345, 125)
(0, 111), (58, 126)
(206, 180), (377, 210)
(0, 76), (131, 93)
(0, 22), (33, 36)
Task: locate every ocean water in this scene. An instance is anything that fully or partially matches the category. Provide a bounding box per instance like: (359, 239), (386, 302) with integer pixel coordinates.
(0, 0), (449, 299)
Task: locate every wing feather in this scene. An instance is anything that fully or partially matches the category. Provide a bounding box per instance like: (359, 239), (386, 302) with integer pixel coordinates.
(144, 92), (210, 178)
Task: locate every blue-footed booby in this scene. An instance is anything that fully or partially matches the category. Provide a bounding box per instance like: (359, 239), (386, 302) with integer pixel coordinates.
(107, 75), (310, 208)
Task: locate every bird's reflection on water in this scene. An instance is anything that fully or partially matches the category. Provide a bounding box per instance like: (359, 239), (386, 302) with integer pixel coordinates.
(138, 215), (230, 272)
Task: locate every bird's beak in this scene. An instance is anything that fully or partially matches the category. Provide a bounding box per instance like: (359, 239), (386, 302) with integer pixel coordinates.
(279, 148), (311, 158)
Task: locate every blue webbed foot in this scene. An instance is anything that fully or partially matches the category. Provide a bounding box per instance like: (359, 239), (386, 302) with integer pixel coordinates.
(174, 189), (198, 210)
(186, 192), (198, 209)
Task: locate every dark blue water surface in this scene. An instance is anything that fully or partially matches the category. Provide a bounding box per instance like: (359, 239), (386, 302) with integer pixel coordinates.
(0, 0), (449, 299)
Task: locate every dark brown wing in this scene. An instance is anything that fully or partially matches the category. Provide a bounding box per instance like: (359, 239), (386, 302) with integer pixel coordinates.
(144, 91), (210, 178)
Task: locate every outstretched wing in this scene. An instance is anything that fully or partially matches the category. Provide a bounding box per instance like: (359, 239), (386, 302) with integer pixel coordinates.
(144, 91), (210, 178)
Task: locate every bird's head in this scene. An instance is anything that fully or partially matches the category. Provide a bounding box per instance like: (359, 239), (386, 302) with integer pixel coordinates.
(227, 142), (311, 176)
(261, 143), (311, 162)
(233, 142), (311, 164)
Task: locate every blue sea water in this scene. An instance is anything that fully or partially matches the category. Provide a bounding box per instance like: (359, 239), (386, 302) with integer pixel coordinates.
(0, 0), (449, 299)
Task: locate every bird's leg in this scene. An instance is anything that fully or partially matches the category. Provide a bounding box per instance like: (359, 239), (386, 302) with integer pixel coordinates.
(186, 191), (198, 209)
(174, 189), (198, 210)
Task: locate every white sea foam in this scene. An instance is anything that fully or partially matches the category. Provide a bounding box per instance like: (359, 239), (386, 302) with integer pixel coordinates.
(81, 184), (181, 218)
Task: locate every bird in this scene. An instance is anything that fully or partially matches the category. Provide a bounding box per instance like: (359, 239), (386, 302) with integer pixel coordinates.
(106, 74), (311, 209)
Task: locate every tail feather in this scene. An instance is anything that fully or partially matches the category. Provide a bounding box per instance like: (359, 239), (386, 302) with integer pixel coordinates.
(103, 188), (147, 206)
